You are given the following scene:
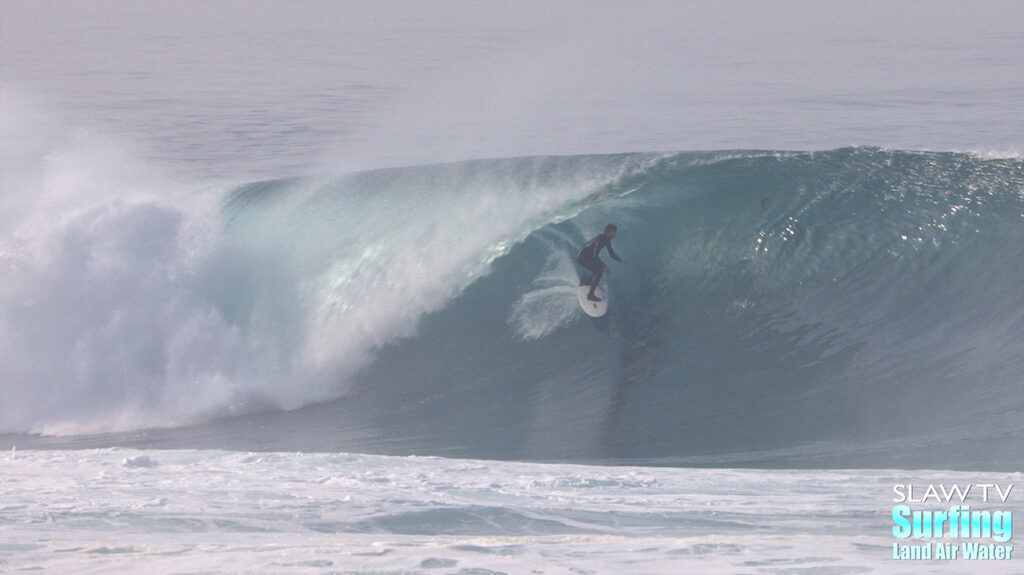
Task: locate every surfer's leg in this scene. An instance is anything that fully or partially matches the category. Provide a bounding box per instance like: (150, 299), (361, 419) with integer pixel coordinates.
(586, 261), (604, 296)
(578, 257), (601, 289)
(586, 266), (604, 302)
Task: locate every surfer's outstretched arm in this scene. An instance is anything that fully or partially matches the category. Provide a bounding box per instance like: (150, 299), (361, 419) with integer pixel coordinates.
(606, 242), (624, 264)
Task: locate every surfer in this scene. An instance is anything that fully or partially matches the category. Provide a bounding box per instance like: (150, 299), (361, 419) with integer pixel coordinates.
(577, 224), (626, 302)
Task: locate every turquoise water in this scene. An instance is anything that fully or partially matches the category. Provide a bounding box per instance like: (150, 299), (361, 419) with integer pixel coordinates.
(2, 150), (1022, 472)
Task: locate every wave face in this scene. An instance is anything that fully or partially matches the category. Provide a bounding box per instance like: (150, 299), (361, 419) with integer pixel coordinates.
(293, 148), (1022, 469)
(4, 149), (1023, 469)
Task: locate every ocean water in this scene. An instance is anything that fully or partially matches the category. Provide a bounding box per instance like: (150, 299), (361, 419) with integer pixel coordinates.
(2, 1), (1023, 573)
(4, 448), (1020, 574)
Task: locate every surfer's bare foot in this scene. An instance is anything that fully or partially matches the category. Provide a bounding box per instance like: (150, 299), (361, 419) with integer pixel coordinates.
(587, 294), (602, 302)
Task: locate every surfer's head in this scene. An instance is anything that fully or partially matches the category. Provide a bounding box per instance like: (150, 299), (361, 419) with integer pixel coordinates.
(604, 223), (618, 238)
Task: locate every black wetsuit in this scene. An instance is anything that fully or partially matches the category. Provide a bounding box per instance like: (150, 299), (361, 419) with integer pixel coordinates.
(576, 233), (621, 294)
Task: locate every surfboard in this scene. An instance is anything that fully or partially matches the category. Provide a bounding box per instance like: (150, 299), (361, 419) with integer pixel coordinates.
(577, 285), (608, 317)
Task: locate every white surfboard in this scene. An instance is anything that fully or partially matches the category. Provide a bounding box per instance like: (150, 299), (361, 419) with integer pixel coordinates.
(577, 285), (608, 317)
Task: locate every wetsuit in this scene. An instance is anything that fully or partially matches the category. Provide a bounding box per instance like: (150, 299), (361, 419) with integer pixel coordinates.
(576, 233), (621, 295)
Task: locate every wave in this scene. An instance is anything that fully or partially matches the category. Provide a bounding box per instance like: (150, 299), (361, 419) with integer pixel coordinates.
(2, 148), (1022, 468)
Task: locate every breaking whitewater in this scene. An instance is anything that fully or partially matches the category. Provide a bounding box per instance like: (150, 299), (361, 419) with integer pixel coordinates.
(3, 148), (1023, 573)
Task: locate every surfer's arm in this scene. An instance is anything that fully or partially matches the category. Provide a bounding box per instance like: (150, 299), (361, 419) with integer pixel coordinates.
(606, 241), (623, 263)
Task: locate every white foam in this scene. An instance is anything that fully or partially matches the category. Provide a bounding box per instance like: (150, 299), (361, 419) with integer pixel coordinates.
(4, 449), (1019, 574)
(0, 105), (645, 435)
(0, 103), (254, 434)
(509, 250), (582, 340)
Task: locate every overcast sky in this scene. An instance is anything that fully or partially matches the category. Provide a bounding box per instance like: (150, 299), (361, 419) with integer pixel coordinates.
(3, 1), (1021, 174)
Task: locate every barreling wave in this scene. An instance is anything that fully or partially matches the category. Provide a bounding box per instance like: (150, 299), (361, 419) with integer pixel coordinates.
(3, 148), (1022, 469)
